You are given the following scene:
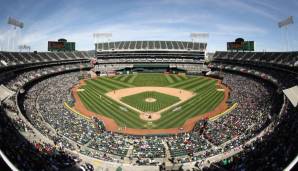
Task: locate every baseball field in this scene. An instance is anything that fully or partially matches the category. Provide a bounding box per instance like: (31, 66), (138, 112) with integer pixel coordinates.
(74, 73), (226, 130)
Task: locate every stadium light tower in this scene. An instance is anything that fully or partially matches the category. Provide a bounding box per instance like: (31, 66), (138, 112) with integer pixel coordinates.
(190, 32), (209, 52)
(0, 29), (4, 51)
(7, 17), (24, 52)
(190, 32), (209, 42)
(278, 16), (294, 51)
(93, 32), (112, 51)
(18, 44), (31, 52)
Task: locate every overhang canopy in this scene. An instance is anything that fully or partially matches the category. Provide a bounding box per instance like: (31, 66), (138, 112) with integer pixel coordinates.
(283, 85), (298, 107)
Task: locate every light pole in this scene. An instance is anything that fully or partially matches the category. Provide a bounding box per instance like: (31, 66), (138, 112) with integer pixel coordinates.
(190, 32), (209, 51)
(278, 16), (294, 51)
(7, 17), (24, 52)
(93, 32), (112, 51)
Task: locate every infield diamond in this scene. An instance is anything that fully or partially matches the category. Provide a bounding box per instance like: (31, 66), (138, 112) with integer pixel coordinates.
(120, 91), (180, 112)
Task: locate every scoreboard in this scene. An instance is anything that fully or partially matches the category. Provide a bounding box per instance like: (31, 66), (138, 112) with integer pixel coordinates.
(48, 42), (65, 49)
(48, 39), (75, 52)
(227, 38), (254, 51)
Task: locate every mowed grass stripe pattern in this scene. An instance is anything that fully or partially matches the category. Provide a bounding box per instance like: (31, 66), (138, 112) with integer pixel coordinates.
(165, 74), (174, 84)
(78, 85), (146, 128)
(120, 91), (180, 112)
(155, 80), (223, 128)
(113, 73), (190, 87)
(158, 90), (223, 128)
(76, 73), (225, 129)
(131, 73), (171, 86)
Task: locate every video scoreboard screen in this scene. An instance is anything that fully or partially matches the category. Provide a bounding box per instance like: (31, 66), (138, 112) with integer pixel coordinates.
(227, 38), (254, 51)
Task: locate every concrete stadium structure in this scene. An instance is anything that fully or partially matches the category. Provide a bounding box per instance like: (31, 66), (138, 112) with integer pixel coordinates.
(94, 41), (208, 74)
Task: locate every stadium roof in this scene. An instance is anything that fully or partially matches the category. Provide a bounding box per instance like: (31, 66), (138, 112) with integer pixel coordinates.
(283, 86), (298, 107)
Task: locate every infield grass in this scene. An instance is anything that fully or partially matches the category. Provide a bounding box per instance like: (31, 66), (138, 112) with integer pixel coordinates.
(120, 91), (180, 112)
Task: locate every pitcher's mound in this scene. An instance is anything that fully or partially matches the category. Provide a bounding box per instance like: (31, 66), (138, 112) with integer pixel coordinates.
(145, 98), (156, 103)
(140, 112), (161, 121)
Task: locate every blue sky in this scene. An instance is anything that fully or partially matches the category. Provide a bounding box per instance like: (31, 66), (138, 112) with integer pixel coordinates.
(0, 0), (297, 52)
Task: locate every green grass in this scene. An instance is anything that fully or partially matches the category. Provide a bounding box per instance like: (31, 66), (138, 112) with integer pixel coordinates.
(120, 91), (180, 112)
(78, 86), (146, 128)
(113, 73), (190, 87)
(130, 73), (171, 86)
(76, 73), (225, 129)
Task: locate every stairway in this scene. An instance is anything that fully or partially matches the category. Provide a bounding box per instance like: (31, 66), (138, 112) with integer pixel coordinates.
(162, 141), (174, 168)
(123, 145), (134, 164)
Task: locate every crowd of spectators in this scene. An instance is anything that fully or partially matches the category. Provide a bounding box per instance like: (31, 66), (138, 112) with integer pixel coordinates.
(37, 73), (96, 144)
(1, 55), (296, 170)
(203, 73), (275, 146)
(13, 67), (283, 167)
(88, 131), (130, 157)
(208, 93), (298, 171)
(0, 51), (91, 67)
(213, 51), (298, 67)
(4, 63), (87, 91)
(0, 63), (95, 170)
(206, 51), (298, 170)
(0, 104), (81, 170)
(132, 136), (165, 158)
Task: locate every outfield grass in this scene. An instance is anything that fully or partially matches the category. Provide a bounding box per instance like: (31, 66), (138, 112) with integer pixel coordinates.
(120, 91), (180, 112)
(113, 73), (189, 87)
(77, 73), (225, 129)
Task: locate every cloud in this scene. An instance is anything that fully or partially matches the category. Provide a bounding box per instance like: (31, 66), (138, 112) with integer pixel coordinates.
(18, 1), (214, 51)
(18, 2), (91, 50)
(208, 0), (280, 21)
(4, 0), (296, 52)
(237, 2), (279, 21)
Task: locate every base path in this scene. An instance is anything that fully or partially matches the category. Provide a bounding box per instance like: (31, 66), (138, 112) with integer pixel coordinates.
(71, 79), (230, 135)
(106, 86), (195, 121)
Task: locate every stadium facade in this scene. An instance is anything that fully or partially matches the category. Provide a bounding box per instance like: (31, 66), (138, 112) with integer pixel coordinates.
(94, 40), (208, 74)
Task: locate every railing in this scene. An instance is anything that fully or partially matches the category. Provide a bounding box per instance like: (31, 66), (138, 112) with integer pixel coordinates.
(0, 150), (18, 171)
(284, 154), (298, 171)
